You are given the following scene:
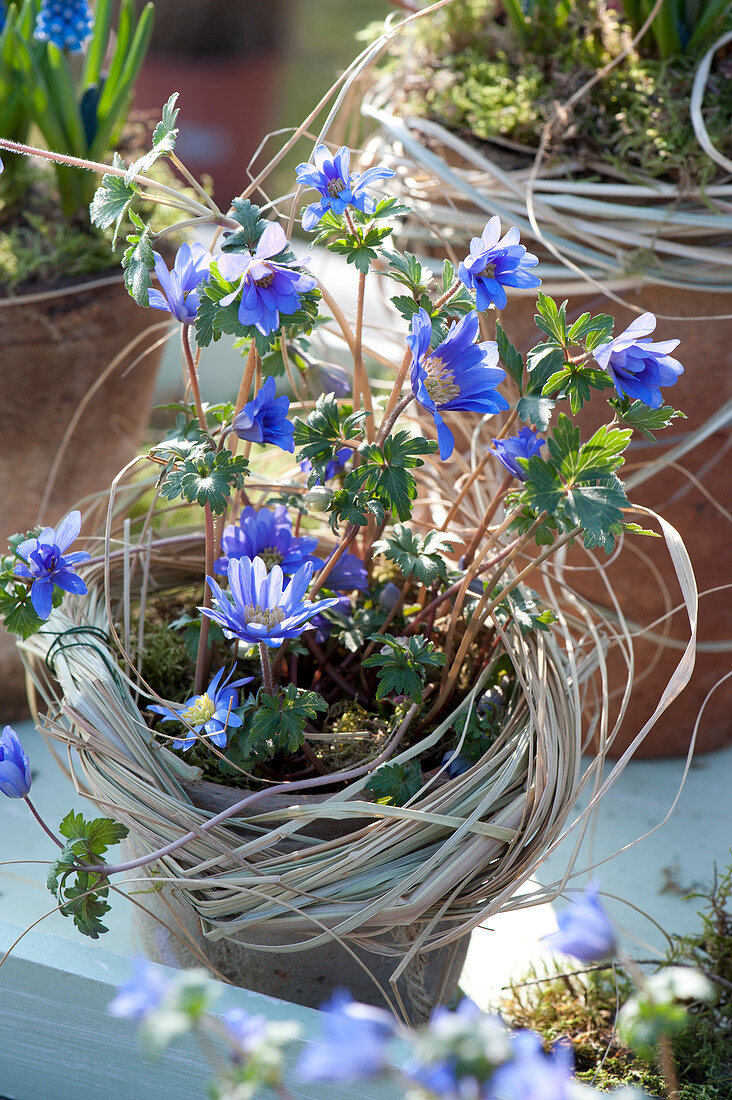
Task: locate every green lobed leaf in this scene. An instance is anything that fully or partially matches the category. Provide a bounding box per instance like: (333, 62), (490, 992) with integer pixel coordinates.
(365, 760), (422, 806)
(384, 251), (432, 296)
(610, 398), (686, 442)
(123, 92), (179, 184)
(159, 446), (249, 516)
(363, 632), (445, 702)
(516, 393), (554, 431)
(534, 293), (568, 344)
(496, 323), (525, 392)
(122, 212), (154, 306)
(346, 432), (437, 522)
(372, 524), (455, 586)
(0, 584), (45, 639)
(247, 684), (328, 756)
(88, 155), (137, 246)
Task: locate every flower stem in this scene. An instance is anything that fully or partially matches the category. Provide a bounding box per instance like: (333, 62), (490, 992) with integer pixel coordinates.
(24, 797), (64, 850)
(309, 524), (358, 599)
(194, 505), (215, 695)
(353, 270), (375, 441)
(433, 276), (462, 310)
(380, 347), (413, 434)
(258, 642), (274, 695)
(658, 1034), (680, 1099)
(182, 325), (208, 433)
(377, 393), (415, 446)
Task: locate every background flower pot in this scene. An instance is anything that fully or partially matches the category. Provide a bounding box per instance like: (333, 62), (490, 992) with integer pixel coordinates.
(499, 286), (731, 758)
(133, 0), (290, 203)
(0, 275), (167, 718)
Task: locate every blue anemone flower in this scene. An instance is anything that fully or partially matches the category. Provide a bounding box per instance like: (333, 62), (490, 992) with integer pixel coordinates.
(148, 666), (252, 751)
(13, 509), (90, 619)
(492, 427), (545, 481)
(0, 4), (6, 33)
(202, 556), (341, 649)
(214, 505), (321, 577)
(300, 446), (352, 484)
(458, 216), (540, 311)
(0, 725), (32, 799)
(408, 309), (509, 460)
(542, 885), (617, 963)
(296, 991), (395, 1083)
(485, 1031), (574, 1100)
(34, 0), (94, 53)
(296, 145), (395, 232)
(321, 550), (368, 592)
(108, 961), (171, 1021)
(148, 242), (211, 325)
(216, 222), (316, 336)
(232, 375), (295, 452)
(593, 313), (683, 409)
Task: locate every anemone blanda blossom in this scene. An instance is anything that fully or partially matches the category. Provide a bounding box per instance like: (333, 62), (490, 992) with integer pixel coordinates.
(409, 308), (509, 460)
(301, 446), (352, 485)
(485, 1031), (574, 1100)
(214, 505), (321, 576)
(202, 556), (341, 649)
(321, 549), (368, 592)
(232, 375), (295, 452)
(13, 510), (90, 619)
(593, 313), (683, 409)
(34, 0), (93, 52)
(408, 1000), (512, 1099)
(295, 145), (395, 232)
(0, 3), (6, 33)
(0, 725), (32, 799)
(492, 427), (545, 481)
(458, 216), (540, 311)
(148, 242), (211, 325)
(296, 992), (395, 1083)
(148, 666), (252, 751)
(216, 222), (316, 336)
(542, 885), (617, 963)
(108, 960), (171, 1021)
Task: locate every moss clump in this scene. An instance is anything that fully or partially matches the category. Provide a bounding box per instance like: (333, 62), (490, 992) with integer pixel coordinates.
(501, 859), (732, 1097)
(387, 0), (732, 186)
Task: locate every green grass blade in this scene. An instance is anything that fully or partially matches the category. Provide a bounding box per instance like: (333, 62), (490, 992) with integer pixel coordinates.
(95, 0), (134, 119)
(687, 0), (730, 51)
(92, 2), (154, 160)
(43, 43), (87, 156)
(81, 0), (114, 88)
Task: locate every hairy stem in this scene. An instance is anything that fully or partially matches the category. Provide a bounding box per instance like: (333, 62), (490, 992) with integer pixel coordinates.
(24, 797), (64, 850)
(309, 524), (358, 599)
(182, 325), (208, 433)
(258, 642), (274, 695)
(194, 505), (215, 695)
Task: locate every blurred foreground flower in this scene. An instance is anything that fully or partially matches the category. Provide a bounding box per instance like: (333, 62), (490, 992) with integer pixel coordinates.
(543, 885), (617, 962)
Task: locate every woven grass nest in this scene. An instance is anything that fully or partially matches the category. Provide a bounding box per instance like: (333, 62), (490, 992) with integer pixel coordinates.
(15, 446), (694, 1002)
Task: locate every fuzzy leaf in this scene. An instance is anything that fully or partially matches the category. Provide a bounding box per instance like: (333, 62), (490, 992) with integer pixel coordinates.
(122, 213), (154, 306)
(517, 393), (554, 431)
(89, 155), (136, 245)
(124, 93), (180, 183)
(372, 524), (454, 586)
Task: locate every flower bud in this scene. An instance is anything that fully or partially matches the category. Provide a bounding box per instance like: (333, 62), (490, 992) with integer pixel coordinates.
(305, 486), (334, 512)
(0, 725), (32, 798)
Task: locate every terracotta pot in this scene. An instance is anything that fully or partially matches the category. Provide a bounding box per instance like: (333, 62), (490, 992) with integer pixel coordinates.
(499, 285), (732, 757)
(134, 53), (282, 206)
(126, 787), (470, 1024)
(0, 275), (166, 717)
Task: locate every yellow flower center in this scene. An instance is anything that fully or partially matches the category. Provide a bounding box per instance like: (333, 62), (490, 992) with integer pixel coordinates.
(259, 546), (284, 570)
(424, 355), (461, 407)
(181, 693), (217, 726)
(327, 178), (346, 197)
(255, 268), (275, 289)
(243, 605), (286, 629)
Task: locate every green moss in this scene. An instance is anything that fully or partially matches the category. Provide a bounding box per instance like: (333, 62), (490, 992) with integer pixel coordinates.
(389, 0), (732, 186)
(502, 859), (732, 1097)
